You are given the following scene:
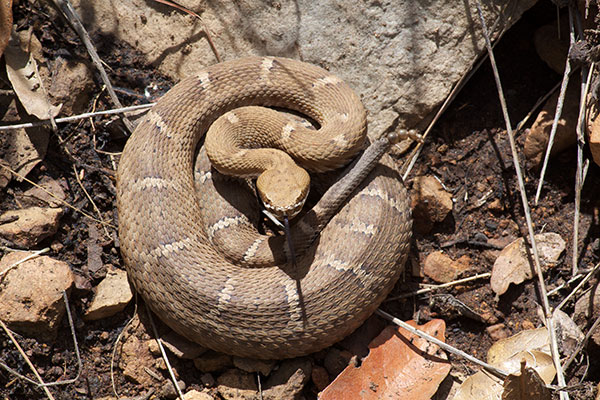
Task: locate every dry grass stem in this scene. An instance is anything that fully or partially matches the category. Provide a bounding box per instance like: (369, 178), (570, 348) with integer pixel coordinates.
(572, 63), (595, 275)
(0, 320), (55, 399)
(385, 272), (491, 301)
(0, 103), (153, 131)
(474, 2), (568, 397)
(72, 165), (112, 238)
(145, 307), (185, 400)
(0, 164), (116, 228)
(375, 309), (509, 379)
(111, 298), (138, 398)
(52, 0), (134, 131)
(0, 247), (49, 279)
(534, 7), (576, 205)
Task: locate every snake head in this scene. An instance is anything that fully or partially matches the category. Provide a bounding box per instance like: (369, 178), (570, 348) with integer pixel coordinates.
(256, 165), (310, 220)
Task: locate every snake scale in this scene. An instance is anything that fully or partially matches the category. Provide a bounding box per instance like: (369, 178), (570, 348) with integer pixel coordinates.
(117, 56), (412, 359)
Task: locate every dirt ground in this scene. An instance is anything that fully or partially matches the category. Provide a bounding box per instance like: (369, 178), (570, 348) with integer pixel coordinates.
(1, 1), (599, 399)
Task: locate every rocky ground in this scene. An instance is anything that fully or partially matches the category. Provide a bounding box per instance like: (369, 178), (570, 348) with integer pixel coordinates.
(0, 1), (599, 399)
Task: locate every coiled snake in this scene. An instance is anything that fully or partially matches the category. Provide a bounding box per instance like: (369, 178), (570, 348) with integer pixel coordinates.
(117, 56), (412, 359)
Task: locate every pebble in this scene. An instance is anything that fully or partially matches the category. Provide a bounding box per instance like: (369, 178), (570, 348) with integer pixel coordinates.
(84, 267), (132, 320)
(423, 251), (471, 283)
(0, 207), (62, 247)
(486, 323), (509, 341)
(411, 175), (453, 234)
(0, 252), (73, 339)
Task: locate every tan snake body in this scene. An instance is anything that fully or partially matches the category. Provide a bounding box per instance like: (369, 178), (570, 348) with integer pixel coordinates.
(117, 56), (412, 359)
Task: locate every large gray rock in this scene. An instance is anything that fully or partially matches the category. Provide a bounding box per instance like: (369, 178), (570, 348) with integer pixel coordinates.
(71, 0), (537, 135)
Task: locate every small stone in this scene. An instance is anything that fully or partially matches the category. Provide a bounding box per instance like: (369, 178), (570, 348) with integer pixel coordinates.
(423, 251), (471, 283)
(200, 372), (216, 387)
(159, 379), (186, 399)
(119, 317), (158, 387)
(0, 207), (62, 247)
(323, 348), (352, 378)
(486, 323), (509, 341)
(194, 351), (233, 372)
(148, 339), (161, 356)
(263, 357), (312, 400)
(20, 177), (66, 208)
(521, 320), (536, 330)
(84, 267), (133, 320)
(162, 330), (207, 359)
(411, 175), (453, 233)
(484, 220), (498, 231)
(216, 369), (257, 399)
(487, 198), (503, 213)
(183, 389), (216, 400)
(233, 356), (276, 376)
(311, 365), (330, 392)
(0, 252), (73, 340)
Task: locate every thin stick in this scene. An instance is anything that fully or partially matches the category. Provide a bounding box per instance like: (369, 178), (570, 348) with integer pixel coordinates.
(534, 8), (576, 204)
(385, 272), (491, 301)
(572, 64), (595, 275)
(0, 164), (115, 228)
(52, 0), (134, 132)
(72, 165), (111, 238)
(0, 248), (49, 280)
(0, 320), (55, 400)
(0, 292), (82, 388)
(474, 3), (568, 398)
(43, 291), (83, 387)
(151, 0), (221, 62)
(111, 298), (138, 398)
(375, 309), (509, 379)
(145, 307), (185, 400)
(0, 103), (153, 131)
(556, 263), (600, 312)
(562, 314), (600, 371)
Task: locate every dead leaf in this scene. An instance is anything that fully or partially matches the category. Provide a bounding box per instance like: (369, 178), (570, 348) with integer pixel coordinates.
(4, 28), (61, 120)
(498, 350), (555, 385)
(452, 370), (504, 400)
(502, 359), (551, 400)
(320, 319), (450, 400)
(0, 0), (12, 57)
(487, 328), (550, 365)
(454, 329), (556, 400)
(490, 233), (565, 295)
(0, 99), (49, 187)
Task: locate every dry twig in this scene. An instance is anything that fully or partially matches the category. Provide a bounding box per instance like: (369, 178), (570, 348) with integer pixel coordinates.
(51, 0), (134, 132)
(474, 2), (569, 398)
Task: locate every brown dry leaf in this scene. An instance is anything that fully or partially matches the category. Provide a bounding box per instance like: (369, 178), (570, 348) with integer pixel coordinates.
(0, 0), (12, 57)
(453, 370), (503, 400)
(4, 28), (61, 120)
(502, 359), (551, 400)
(490, 233), (565, 295)
(487, 328), (550, 365)
(320, 319), (450, 400)
(453, 351), (555, 400)
(453, 329), (556, 400)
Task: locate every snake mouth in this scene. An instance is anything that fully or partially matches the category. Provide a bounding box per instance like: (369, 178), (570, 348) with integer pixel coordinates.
(262, 195), (308, 220)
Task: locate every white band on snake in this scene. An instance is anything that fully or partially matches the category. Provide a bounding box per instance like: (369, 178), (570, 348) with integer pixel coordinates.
(117, 56), (412, 359)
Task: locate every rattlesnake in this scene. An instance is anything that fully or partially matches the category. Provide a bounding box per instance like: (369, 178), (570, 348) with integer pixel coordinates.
(116, 56), (412, 359)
